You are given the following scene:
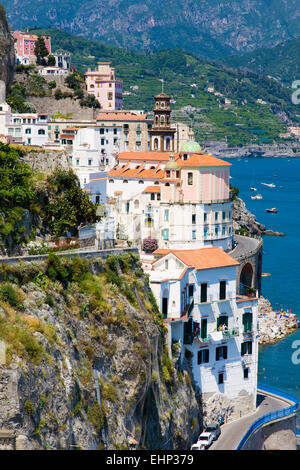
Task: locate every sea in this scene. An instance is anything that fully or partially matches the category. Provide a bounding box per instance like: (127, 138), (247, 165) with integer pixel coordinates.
(227, 156), (300, 426)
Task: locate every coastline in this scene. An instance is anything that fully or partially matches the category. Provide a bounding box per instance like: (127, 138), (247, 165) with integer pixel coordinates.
(202, 142), (300, 159)
(258, 297), (298, 345)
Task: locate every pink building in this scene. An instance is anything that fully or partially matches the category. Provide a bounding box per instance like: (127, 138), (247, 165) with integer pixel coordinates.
(85, 62), (123, 110)
(13, 31), (51, 63)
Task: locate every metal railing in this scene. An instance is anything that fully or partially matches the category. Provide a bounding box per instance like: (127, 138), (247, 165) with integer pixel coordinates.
(236, 383), (299, 450)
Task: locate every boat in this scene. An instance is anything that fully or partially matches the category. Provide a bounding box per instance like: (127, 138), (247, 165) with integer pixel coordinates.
(251, 194), (263, 200)
(266, 208), (278, 213)
(250, 187), (257, 191)
(261, 183), (276, 188)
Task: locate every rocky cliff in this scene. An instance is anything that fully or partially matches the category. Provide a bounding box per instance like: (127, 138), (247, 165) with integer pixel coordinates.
(0, 4), (14, 92)
(0, 253), (202, 450)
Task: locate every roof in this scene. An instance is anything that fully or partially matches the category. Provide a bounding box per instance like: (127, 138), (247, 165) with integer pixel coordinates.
(97, 112), (146, 121)
(180, 141), (202, 153)
(177, 153), (231, 168)
(143, 186), (161, 193)
(108, 166), (164, 179)
(153, 247), (239, 271)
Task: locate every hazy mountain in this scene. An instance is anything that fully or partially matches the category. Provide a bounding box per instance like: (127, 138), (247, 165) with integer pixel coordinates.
(3, 0), (300, 59)
(220, 37), (300, 85)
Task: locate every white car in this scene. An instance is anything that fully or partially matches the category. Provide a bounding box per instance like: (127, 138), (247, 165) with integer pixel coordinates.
(190, 442), (205, 451)
(197, 431), (214, 448)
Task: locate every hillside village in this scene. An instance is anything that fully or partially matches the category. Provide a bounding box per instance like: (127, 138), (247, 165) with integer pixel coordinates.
(0, 28), (298, 451)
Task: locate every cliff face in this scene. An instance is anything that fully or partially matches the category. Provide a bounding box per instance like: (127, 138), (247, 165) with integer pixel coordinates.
(0, 4), (14, 92)
(0, 253), (202, 450)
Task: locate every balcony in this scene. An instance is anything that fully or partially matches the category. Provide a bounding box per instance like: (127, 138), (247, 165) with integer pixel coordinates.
(242, 354), (252, 366)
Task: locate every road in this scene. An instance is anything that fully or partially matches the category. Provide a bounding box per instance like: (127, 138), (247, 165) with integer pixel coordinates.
(229, 234), (261, 260)
(209, 392), (288, 450)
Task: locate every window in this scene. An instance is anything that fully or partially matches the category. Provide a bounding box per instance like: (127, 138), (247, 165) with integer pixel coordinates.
(222, 226), (226, 236)
(187, 172), (193, 185)
(218, 372), (224, 384)
(192, 230), (196, 240)
(164, 210), (169, 222)
(100, 128), (105, 134)
(165, 260), (168, 270)
(215, 227), (219, 237)
(241, 341), (252, 356)
(244, 368), (249, 379)
(243, 312), (253, 333)
(157, 193), (161, 201)
(215, 212), (219, 221)
(101, 138), (105, 145)
(114, 128), (117, 135)
(126, 202), (130, 213)
(27, 138), (31, 144)
(88, 159), (92, 166)
(25, 128), (31, 134)
(95, 196), (100, 204)
(109, 179), (114, 183)
(200, 283), (207, 303)
(192, 214), (196, 224)
(151, 193), (155, 200)
(38, 129), (45, 135)
(138, 180), (144, 184)
(188, 285), (194, 297)
(201, 318), (207, 340)
(123, 180), (128, 184)
(219, 281), (226, 300)
(216, 346), (227, 361)
(217, 315), (228, 330)
(162, 229), (169, 240)
(166, 170), (170, 178)
(222, 211), (226, 221)
(197, 349), (209, 364)
(76, 159), (80, 166)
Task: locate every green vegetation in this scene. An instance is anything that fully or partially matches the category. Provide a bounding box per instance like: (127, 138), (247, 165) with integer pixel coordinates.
(34, 36), (49, 65)
(25, 28), (299, 146)
(0, 144), (99, 252)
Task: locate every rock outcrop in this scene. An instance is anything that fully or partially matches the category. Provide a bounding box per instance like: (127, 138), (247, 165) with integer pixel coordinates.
(0, 4), (15, 92)
(258, 297), (298, 344)
(0, 254), (202, 450)
(233, 197), (285, 237)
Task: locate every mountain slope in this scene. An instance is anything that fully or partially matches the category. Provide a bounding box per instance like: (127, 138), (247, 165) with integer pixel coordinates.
(20, 28), (300, 147)
(220, 37), (300, 85)
(3, 0), (300, 59)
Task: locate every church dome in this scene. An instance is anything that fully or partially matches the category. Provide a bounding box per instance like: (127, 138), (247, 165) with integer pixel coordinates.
(180, 140), (202, 153)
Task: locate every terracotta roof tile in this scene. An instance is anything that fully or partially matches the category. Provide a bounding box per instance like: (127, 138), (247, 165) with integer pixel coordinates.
(177, 153), (231, 168)
(143, 186), (161, 193)
(153, 247), (239, 270)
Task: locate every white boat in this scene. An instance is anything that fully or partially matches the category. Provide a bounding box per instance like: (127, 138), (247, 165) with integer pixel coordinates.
(261, 183), (276, 188)
(266, 208), (278, 213)
(251, 194), (262, 200)
(250, 187), (257, 191)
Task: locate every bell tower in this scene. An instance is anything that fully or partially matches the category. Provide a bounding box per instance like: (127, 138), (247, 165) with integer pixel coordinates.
(149, 93), (175, 152)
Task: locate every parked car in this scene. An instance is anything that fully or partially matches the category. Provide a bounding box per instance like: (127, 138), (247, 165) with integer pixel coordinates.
(190, 441), (206, 451)
(204, 423), (221, 441)
(197, 431), (214, 448)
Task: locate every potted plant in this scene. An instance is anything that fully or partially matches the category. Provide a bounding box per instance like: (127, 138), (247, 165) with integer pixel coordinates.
(246, 286), (256, 297)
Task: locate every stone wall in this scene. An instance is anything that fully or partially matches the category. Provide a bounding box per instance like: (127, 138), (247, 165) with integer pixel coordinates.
(19, 147), (70, 174)
(201, 390), (256, 424)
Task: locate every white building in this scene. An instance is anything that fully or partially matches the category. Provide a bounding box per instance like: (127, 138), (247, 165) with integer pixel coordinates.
(6, 112), (49, 146)
(71, 125), (122, 187)
(146, 247), (259, 422)
(106, 133), (233, 252)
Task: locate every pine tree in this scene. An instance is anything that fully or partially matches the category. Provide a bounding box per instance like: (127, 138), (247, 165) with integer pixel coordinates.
(34, 37), (49, 65)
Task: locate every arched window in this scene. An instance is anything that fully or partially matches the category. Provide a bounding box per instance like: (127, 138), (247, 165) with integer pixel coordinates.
(109, 179), (114, 183)
(150, 166), (155, 169)
(165, 182), (170, 187)
(160, 115), (165, 124)
(38, 129), (45, 135)
(138, 180), (144, 184)
(154, 138), (159, 150)
(155, 115), (159, 125)
(154, 181), (159, 185)
(166, 138), (170, 150)
(123, 179), (128, 184)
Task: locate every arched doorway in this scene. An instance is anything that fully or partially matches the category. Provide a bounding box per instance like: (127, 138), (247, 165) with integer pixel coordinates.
(240, 262), (254, 295)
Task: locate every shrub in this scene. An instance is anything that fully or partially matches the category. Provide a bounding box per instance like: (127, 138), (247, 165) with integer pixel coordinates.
(24, 400), (34, 415)
(45, 294), (54, 307)
(0, 282), (22, 308)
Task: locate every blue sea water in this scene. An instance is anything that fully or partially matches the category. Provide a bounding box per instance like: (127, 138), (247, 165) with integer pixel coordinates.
(227, 157), (300, 422)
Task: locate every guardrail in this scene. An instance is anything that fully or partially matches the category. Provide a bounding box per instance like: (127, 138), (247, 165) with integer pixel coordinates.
(236, 383), (299, 450)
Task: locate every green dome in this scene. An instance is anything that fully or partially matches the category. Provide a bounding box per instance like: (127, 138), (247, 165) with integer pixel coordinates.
(180, 141), (202, 153)
(165, 160), (179, 170)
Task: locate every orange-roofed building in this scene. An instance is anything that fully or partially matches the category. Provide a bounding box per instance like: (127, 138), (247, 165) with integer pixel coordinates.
(145, 246), (259, 422)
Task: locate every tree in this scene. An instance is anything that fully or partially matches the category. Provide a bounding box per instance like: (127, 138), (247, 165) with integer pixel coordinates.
(45, 169), (100, 237)
(47, 55), (56, 66)
(34, 37), (49, 65)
